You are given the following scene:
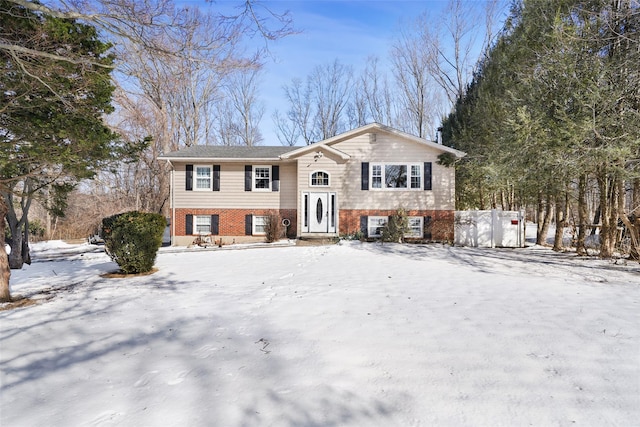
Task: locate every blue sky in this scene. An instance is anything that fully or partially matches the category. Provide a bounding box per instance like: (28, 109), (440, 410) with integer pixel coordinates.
(257, 1), (450, 143)
(206, 1), (506, 144)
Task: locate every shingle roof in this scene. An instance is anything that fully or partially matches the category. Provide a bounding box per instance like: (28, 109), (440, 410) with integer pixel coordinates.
(160, 145), (298, 160)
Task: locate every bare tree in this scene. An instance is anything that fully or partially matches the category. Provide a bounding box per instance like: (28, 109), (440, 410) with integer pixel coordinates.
(279, 77), (315, 144)
(95, 1), (291, 214)
(0, 0), (294, 301)
(312, 60), (353, 140)
(272, 109), (301, 146)
(358, 55), (396, 126)
(391, 19), (439, 139)
(277, 59), (353, 145)
(215, 68), (265, 146)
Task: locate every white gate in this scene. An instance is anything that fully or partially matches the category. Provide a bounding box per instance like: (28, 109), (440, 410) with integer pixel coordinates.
(455, 210), (525, 248)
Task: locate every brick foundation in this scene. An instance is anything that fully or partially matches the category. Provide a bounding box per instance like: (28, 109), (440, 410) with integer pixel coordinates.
(174, 208), (297, 238)
(173, 208), (452, 243)
(339, 209), (454, 242)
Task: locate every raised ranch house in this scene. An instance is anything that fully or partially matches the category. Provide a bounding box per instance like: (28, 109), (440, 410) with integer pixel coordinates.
(160, 123), (465, 246)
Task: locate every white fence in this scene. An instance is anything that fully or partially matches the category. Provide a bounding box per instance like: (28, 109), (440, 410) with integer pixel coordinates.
(454, 210), (526, 248)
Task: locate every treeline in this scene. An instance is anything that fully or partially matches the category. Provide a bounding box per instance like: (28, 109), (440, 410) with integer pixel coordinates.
(442, 0), (640, 258)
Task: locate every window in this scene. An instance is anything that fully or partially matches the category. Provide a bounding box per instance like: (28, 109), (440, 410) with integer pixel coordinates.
(310, 171), (329, 186)
(253, 166), (270, 190)
(253, 215), (267, 235)
(195, 215), (211, 234)
(368, 216), (388, 238)
(371, 165), (382, 188)
(410, 165), (422, 189)
(385, 165), (407, 188)
(370, 163), (422, 190)
(195, 166), (212, 190)
(405, 217), (423, 238)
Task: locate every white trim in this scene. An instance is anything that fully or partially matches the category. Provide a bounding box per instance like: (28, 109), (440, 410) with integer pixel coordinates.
(369, 162), (422, 190)
(405, 216), (424, 238)
(309, 170), (330, 187)
(301, 191), (337, 233)
(194, 164), (213, 191)
(194, 215), (212, 235)
(308, 123), (466, 158)
(252, 165), (271, 191)
(252, 215), (268, 235)
(279, 144), (350, 160)
(170, 165), (175, 246)
(367, 216), (388, 238)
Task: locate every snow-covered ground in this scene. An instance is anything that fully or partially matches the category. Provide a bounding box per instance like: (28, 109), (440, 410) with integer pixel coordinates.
(1, 240), (639, 426)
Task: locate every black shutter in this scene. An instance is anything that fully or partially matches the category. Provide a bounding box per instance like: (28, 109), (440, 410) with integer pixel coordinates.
(186, 164), (193, 191)
(245, 214), (253, 235)
(212, 165), (220, 191)
(360, 216), (368, 238)
(271, 165), (280, 192)
(244, 165), (252, 191)
(211, 215), (219, 234)
(424, 162), (432, 191)
(185, 214), (193, 234)
(361, 162), (369, 190)
(424, 216), (432, 239)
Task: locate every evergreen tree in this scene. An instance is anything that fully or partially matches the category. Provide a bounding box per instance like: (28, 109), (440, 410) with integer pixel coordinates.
(0, 0), (120, 299)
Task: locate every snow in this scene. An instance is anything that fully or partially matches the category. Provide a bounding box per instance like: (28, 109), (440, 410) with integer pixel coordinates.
(1, 240), (639, 426)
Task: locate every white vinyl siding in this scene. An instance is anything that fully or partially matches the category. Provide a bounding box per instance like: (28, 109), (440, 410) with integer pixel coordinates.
(333, 133), (456, 211)
(173, 163), (297, 209)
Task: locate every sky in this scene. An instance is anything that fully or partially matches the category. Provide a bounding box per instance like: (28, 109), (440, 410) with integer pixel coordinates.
(206, 1), (508, 145)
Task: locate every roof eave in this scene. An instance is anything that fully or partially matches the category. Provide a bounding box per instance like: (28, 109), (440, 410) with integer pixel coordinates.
(158, 156), (288, 162)
(280, 144), (350, 160)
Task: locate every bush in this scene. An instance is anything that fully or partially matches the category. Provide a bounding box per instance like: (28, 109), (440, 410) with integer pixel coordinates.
(264, 211), (283, 243)
(381, 207), (410, 243)
(101, 211), (166, 274)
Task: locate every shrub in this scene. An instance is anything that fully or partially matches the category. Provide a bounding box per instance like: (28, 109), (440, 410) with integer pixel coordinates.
(264, 211), (283, 243)
(101, 211), (166, 274)
(340, 230), (364, 241)
(28, 219), (46, 242)
(381, 207), (410, 243)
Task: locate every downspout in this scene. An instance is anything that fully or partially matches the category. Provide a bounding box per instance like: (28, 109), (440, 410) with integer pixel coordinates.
(168, 160), (175, 246)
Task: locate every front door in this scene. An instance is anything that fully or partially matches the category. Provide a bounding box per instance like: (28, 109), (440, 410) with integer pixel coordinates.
(309, 192), (329, 232)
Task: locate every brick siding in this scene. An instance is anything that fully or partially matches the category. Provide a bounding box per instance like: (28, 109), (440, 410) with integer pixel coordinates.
(175, 208), (297, 238)
(339, 209), (454, 242)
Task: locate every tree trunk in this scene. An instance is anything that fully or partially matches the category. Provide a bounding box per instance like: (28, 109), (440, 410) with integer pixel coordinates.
(4, 187), (33, 269)
(8, 232), (25, 270)
(630, 178), (640, 260)
(553, 192), (567, 252)
(536, 192), (553, 246)
(576, 174), (588, 256)
(591, 205), (601, 236)
(617, 179), (640, 261)
(599, 172), (618, 258)
(0, 197), (12, 302)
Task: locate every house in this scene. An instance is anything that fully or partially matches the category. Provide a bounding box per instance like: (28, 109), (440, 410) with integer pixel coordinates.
(159, 123), (466, 246)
